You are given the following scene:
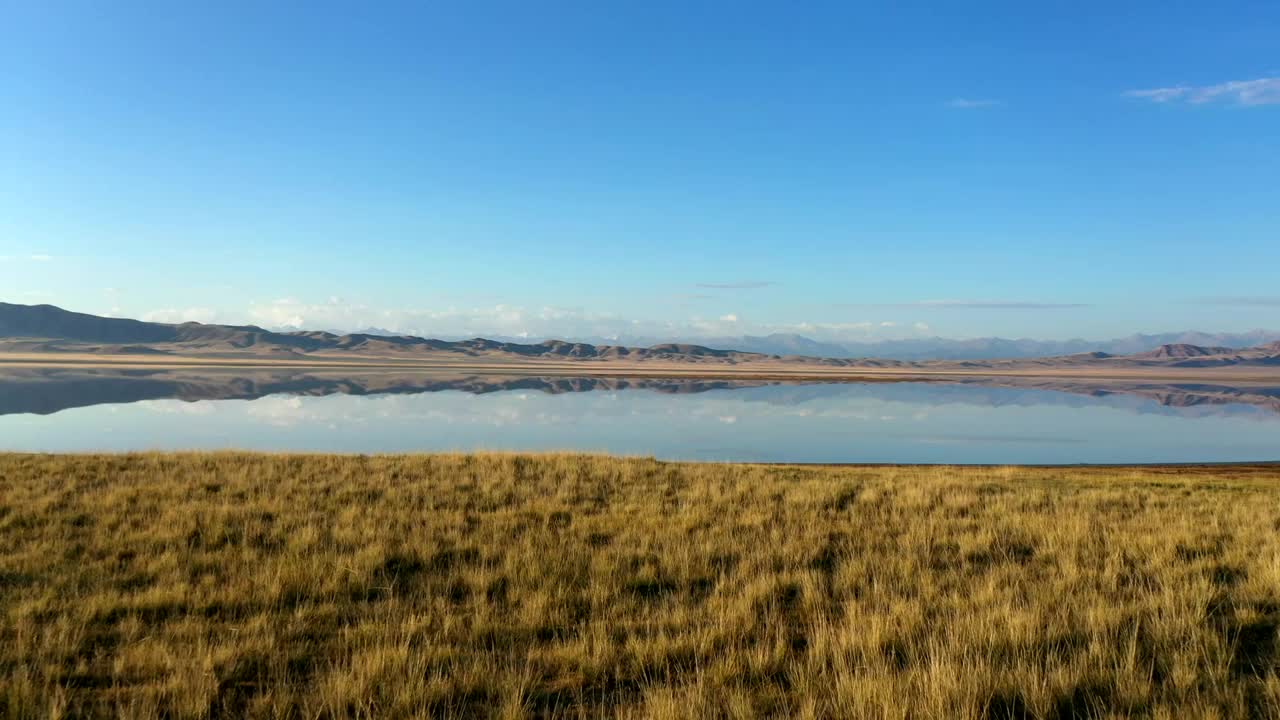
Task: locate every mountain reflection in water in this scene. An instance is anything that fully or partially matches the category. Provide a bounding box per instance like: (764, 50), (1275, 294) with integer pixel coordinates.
(1, 367), (1277, 463)
(2, 366), (1279, 419)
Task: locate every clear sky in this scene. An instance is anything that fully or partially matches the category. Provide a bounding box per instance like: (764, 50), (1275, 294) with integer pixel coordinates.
(2, 1), (1278, 342)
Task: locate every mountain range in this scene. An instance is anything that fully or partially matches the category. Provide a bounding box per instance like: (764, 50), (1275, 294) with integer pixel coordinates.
(0, 303), (777, 363)
(3, 302), (1280, 371)
(313, 327), (1280, 361)
(452, 330), (1280, 361)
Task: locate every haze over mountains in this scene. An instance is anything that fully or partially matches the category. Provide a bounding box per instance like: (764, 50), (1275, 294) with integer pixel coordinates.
(3, 302), (1280, 370)
(713, 331), (1280, 361)
(316, 325), (1280, 361)
(486, 331), (1280, 361)
(0, 302), (763, 362)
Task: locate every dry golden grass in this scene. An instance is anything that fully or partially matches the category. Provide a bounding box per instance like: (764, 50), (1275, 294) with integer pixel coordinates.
(1, 453), (1278, 719)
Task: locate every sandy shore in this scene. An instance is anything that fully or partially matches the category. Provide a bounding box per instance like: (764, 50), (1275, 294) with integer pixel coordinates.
(2, 351), (1280, 383)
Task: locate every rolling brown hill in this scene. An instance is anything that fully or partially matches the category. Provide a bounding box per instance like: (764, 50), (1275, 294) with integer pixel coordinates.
(3, 302), (1280, 370)
(1132, 343), (1235, 360)
(0, 303), (771, 363)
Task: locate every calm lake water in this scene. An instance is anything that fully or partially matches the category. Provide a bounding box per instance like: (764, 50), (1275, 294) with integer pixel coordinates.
(2, 368), (1278, 463)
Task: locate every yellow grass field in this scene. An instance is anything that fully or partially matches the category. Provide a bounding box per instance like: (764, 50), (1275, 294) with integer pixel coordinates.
(2, 453), (1278, 718)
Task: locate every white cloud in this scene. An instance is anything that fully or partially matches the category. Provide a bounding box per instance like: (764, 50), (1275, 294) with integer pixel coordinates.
(914, 322), (931, 332)
(247, 297), (633, 339)
(793, 321), (873, 332)
(1125, 86), (1191, 103)
(946, 98), (1001, 109)
(237, 297), (925, 344)
(143, 308), (220, 324)
(696, 281), (776, 289)
(139, 400), (216, 416)
(102, 288), (123, 318)
(248, 297), (359, 330)
(28, 254), (53, 262)
(1126, 77), (1280, 106)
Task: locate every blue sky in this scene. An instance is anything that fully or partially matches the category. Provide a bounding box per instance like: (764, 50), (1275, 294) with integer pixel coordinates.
(2, 1), (1278, 342)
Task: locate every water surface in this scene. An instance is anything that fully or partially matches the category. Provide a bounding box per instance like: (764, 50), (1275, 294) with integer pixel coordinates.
(3, 368), (1278, 463)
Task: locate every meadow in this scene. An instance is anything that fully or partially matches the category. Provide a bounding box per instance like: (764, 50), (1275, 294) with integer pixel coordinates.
(1, 453), (1278, 719)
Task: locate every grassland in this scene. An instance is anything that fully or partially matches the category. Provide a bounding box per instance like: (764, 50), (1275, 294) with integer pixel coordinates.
(1, 454), (1278, 719)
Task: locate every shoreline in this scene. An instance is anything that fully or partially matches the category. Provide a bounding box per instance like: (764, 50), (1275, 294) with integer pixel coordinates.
(4, 352), (1280, 383)
(3, 449), (1278, 470)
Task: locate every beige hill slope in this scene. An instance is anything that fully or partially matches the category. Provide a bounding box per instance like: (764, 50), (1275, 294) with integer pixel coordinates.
(3, 303), (1280, 376)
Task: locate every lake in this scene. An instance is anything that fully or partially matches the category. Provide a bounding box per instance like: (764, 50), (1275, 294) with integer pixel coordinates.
(3, 367), (1278, 463)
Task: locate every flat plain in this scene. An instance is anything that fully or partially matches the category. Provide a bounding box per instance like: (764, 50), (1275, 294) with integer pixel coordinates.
(2, 453), (1279, 718)
(5, 350), (1280, 386)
